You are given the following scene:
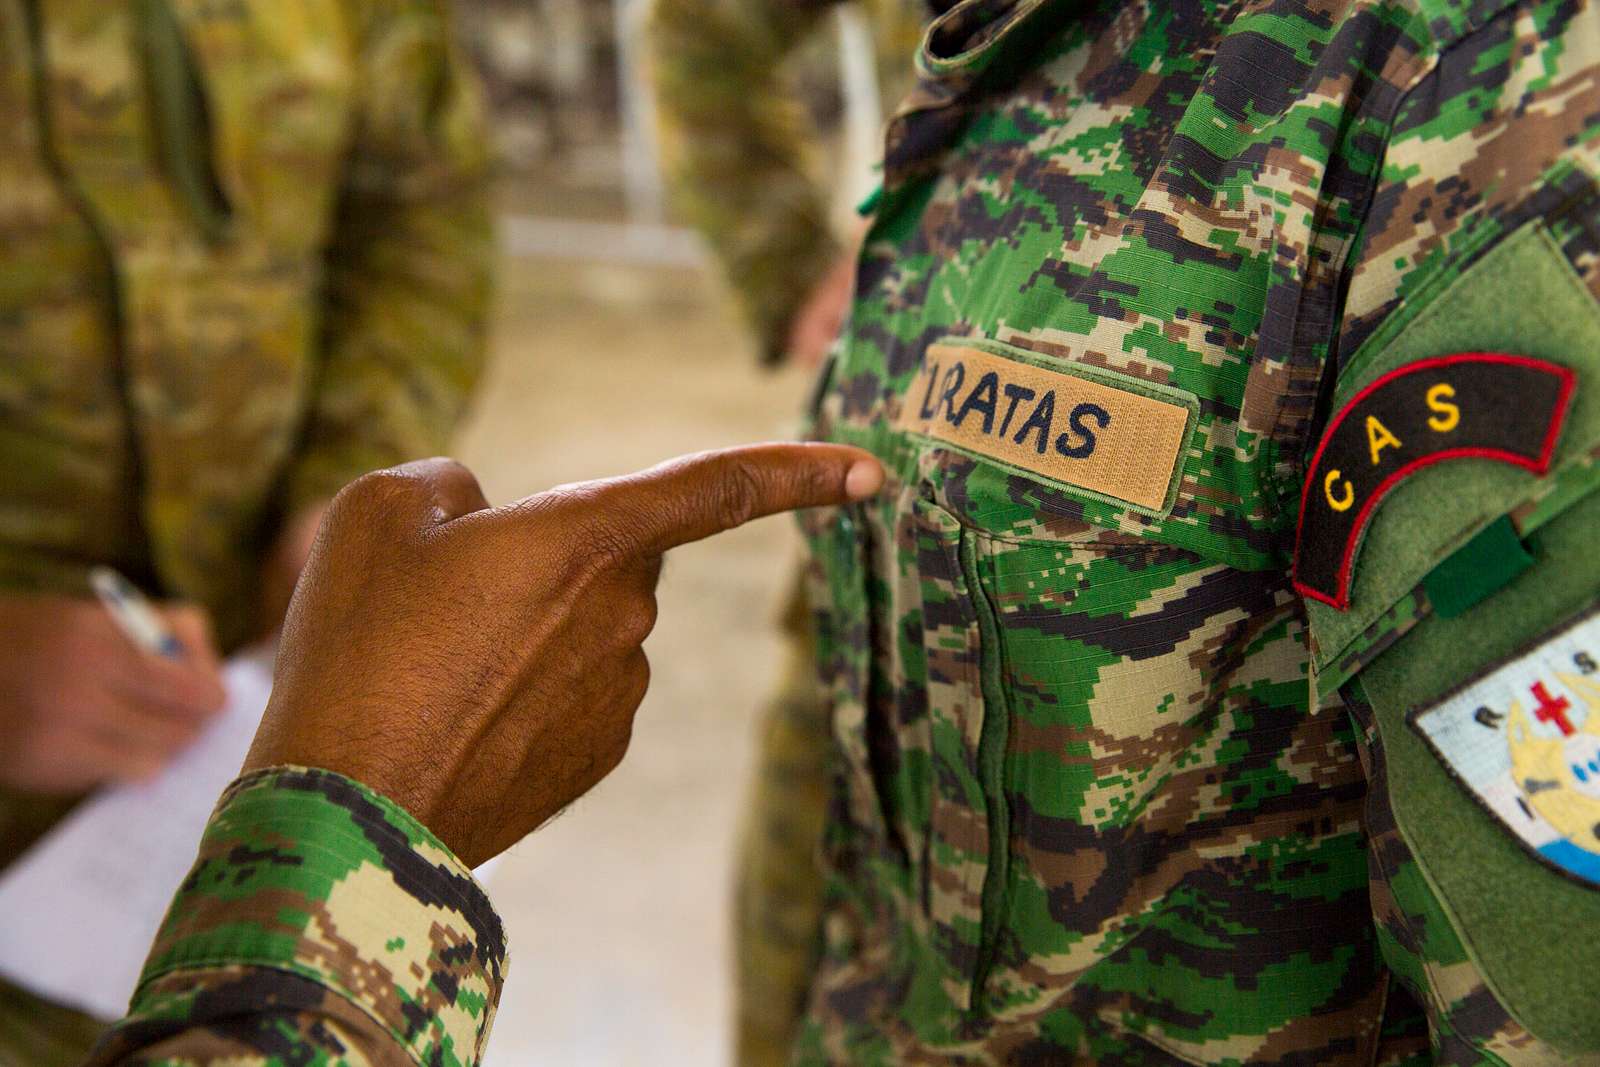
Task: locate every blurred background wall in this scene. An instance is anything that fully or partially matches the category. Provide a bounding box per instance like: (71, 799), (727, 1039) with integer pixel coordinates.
(461, 0), (872, 228)
(441, 4), (878, 1064)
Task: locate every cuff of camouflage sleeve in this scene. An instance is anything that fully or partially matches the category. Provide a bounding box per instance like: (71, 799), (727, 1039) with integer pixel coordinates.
(128, 766), (506, 1065)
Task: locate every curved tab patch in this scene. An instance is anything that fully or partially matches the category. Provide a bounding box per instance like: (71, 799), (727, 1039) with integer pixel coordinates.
(1294, 354), (1575, 610)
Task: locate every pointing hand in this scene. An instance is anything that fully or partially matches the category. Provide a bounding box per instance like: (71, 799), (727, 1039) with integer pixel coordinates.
(244, 444), (884, 866)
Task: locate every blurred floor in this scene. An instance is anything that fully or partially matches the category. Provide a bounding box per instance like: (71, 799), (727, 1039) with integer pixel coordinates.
(454, 242), (814, 1066)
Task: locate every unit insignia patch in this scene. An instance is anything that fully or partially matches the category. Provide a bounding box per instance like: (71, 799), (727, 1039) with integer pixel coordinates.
(1295, 353), (1575, 610)
(1411, 605), (1600, 888)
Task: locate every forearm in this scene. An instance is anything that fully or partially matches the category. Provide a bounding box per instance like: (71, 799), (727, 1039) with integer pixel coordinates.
(650, 0), (844, 361)
(86, 767), (505, 1067)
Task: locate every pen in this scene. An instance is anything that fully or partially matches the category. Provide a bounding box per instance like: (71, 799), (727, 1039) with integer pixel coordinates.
(89, 566), (185, 660)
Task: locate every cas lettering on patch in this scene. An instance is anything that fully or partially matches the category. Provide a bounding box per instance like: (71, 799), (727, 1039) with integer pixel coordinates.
(897, 343), (1194, 513)
(1411, 605), (1600, 888)
(1294, 353), (1575, 610)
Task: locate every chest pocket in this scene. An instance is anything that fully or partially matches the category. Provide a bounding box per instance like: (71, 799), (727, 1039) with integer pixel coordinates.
(841, 336), (1374, 1041)
(899, 340), (1235, 870)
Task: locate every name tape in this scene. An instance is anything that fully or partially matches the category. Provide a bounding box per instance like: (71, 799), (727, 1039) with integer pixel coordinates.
(897, 344), (1193, 512)
(1294, 353), (1576, 611)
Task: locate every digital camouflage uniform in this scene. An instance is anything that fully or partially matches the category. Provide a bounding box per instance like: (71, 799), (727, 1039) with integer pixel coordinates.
(796, 0), (1600, 1062)
(78, 766), (508, 1066)
(649, 3), (929, 1064)
(0, 0), (491, 1060)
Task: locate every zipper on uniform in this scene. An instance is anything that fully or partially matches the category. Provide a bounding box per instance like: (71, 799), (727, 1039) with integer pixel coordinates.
(960, 530), (1012, 1008)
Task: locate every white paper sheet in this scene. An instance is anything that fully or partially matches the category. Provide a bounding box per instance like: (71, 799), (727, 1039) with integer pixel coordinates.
(0, 647), (499, 1021)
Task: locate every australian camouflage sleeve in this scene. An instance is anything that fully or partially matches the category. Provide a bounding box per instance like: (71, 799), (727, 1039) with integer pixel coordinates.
(83, 767), (506, 1067)
(648, 0), (846, 365)
(285, 0), (495, 513)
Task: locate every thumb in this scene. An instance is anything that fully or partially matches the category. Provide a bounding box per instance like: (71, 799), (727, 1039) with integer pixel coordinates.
(326, 458), (493, 545)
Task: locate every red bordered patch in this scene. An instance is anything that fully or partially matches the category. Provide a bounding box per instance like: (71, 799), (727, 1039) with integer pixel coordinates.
(1294, 353), (1575, 611)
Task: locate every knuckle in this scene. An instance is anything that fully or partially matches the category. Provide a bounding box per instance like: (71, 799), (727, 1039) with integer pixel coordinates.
(492, 491), (563, 543)
(587, 524), (641, 568)
(150, 733), (188, 758)
(172, 716), (208, 744)
(335, 468), (429, 525)
(533, 487), (640, 567)
(618, 597), (659, 646)
(602, 720), (635, 774)
(126, 759), (166, 784)
(625, 651), (651, 704)
(711, 461), (765, 532)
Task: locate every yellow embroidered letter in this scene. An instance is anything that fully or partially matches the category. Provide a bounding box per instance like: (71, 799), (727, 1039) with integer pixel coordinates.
(1426, 382), (1460, 433)
(1324, 469), (1354, 512)
(1366, 415), (1402, 465)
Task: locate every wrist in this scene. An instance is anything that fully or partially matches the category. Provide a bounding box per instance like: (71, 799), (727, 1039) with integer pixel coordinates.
(119, 765), (506, 1064)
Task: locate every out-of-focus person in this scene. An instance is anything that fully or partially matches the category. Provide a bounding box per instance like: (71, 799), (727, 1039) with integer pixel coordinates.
(648, 2), (929, 1064)
(652, 0), (925, 369)
(0, 0), (492, 1059)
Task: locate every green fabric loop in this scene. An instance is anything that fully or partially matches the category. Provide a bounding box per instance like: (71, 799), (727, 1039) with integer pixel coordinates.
(1422, 516), (1534, 619)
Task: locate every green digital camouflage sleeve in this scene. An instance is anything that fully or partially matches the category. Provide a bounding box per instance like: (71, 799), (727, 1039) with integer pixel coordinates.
(84, 766), (506, 1067)
(648, 0), (845, 365)
(284, 0), (494, 513)
(1319, 2), (1600, 1060)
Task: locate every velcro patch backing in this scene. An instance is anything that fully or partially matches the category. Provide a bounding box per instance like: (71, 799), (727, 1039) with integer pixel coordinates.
(1295, 353), (1575, 610)
(897, 343), (1193, 512)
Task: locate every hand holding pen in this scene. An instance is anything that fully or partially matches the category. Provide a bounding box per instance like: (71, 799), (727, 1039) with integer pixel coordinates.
(0, 578), (226, 795)
(89, 568), (188, 661)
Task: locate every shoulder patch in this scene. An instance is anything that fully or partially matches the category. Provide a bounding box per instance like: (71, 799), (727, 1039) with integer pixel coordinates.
(1294, 353), (1574, 610)
(1410, 604), (1600, 889)
(898, 342), (1197, 514)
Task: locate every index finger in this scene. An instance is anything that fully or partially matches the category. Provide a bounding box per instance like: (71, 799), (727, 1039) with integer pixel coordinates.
(571, 442), (885, 557)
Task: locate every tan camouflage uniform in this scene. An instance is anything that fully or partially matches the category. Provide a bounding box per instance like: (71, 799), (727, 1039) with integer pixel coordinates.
(0, 0), (492, 1060)
(648, 3), (927, 1064)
